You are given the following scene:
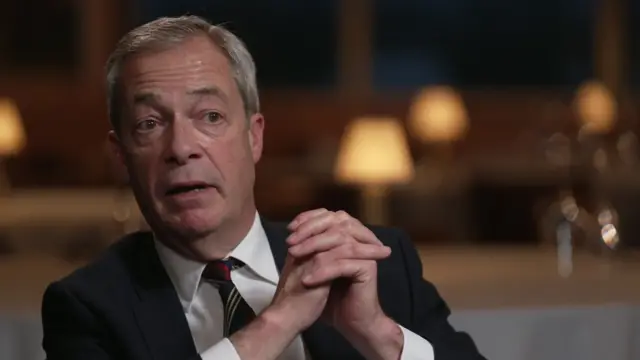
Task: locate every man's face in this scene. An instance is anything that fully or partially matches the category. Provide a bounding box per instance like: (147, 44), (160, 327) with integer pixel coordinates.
(109, 36), (264, 241)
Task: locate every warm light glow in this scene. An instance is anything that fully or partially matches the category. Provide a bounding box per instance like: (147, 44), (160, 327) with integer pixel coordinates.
(408, 86), (468, 143)
(334, 117), (414, 185)
(0, 98), (26, 156)
(574, 80), (616, 134)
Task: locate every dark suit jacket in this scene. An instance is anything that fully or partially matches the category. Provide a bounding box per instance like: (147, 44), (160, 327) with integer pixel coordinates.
(42, 219), (485, 360)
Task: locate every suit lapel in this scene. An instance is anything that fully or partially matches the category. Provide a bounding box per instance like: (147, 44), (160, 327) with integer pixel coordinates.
(261, 218), (352, 359)
(130, 232), (198, 360)
(260, 218), (287, 272)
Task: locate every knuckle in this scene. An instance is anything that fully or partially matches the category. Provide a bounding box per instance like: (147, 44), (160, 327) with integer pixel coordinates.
(339, 220), (352, 230)
(295, 243), (309, 255)
(346, 242), (358, 256)
(336, 210), (351, 222)
(367, 261), (378, 272)
(327, 228), (341, 237)
(325, 229), (343, 244)
(336, 229), (348, 240)
(314, 251), (329, 265)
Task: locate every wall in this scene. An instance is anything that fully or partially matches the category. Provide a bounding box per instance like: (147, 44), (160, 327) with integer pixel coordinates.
(2, 82), (639, 188)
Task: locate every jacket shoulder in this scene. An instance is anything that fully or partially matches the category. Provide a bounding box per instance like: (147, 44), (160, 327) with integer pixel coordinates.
(51, 231), (153, 295)
(367, 224), (408, 244)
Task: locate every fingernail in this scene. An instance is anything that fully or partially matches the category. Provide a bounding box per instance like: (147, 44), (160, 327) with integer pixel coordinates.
(286, 234), (296, 244)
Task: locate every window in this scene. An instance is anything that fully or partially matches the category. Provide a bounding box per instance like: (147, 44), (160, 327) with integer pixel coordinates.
(372, 0), (596, 90)
(0, 0), (81, 73)
(630, 0), (640, 87)
(133, 0), (340, 89)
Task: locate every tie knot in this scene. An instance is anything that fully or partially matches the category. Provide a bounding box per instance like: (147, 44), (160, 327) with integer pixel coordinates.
(202, 258), (245, 282)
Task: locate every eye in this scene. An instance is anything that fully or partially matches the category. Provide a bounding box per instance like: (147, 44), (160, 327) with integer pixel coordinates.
(135, 119), (159, 132)
(203, 111), (223, 123)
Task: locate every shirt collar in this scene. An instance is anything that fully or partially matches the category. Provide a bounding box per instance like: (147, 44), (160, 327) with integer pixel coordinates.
(228, 214), (280, 285)
(154, 212), (280, 311)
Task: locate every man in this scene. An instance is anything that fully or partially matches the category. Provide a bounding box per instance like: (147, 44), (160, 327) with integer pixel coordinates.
(41, 15), (485, 360)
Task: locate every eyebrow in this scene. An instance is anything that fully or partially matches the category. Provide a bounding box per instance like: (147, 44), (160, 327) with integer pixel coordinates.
(186, 86), (229, 103)
(131, 86), (229, 108)
(132, 92), (159, 105)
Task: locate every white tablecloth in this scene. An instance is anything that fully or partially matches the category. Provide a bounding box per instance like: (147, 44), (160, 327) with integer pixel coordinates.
(452, 304), (640, 360)
(1, 246), (638, 360)
(0, 313), (42, 360)
(2, 305), (637, 360)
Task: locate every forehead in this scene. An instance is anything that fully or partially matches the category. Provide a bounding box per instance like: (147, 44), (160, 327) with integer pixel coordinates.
(119, 36), (236, 99)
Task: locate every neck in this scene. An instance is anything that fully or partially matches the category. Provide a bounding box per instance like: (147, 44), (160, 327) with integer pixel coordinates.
(156, 205), (258, 263)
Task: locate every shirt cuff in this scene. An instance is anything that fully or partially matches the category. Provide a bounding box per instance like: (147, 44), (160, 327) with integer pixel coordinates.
(399, 325), (434, 360)
(200, 338), (241, 360)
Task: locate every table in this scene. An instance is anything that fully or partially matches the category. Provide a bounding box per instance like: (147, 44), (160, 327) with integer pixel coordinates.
(450, 304), (640, 360)
(0, 189), (144, 255)
(1, 246), (638, 360)
(419, 246), (640, 309)
(419, 246), (640, 359)
(0, 255), (81, 360)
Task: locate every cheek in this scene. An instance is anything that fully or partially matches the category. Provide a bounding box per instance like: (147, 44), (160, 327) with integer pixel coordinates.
(229, 133), (255, 165)
(124, 149), (158, 188)
(205, 135), (253, 177)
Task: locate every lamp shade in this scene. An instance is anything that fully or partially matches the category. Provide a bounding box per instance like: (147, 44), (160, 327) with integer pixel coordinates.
(574, 80), (616, 134)
(0, 99), (26, 156)
(334, 116), (414, 186)
(408, 86), (468, 143)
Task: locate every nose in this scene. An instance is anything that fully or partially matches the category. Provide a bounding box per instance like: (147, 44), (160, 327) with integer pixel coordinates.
(163, 118), (202, 165)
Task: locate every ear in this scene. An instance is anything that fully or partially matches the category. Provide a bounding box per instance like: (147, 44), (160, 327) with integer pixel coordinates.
(107, 130), (124, 163)
(107, 130), (129, 183)
(248, 113), (265, 164)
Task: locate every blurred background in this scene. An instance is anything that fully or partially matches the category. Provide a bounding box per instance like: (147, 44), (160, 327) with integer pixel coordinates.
(0, 1), (639, 359)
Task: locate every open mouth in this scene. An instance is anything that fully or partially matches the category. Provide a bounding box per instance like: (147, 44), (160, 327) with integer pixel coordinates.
(165, 183), (213, 196)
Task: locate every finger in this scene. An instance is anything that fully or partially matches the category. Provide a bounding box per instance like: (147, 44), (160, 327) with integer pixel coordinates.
(330, 242), (391, 261)
(289, 226), (385, 258)
(338, 219), (383, 246)
(287, 208), (329, 231)
(317, 211), (382, 246)
(301, 243), (389, 282)
(287, 210), (346, 245)
(302, 259), (374, 287)
(293, 213), (383, 247)
(288, 231), (342, 258)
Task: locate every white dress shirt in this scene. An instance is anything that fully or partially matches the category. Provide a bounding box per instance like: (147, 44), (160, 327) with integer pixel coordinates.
(154, 212), (434, 359)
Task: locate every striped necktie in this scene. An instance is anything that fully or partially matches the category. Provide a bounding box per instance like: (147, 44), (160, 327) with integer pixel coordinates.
(202, 258), (256, 337)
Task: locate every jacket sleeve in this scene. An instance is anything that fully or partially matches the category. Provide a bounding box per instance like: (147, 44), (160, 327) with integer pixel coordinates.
(396, 231), (487, 360)
(41, 281), (115, 360)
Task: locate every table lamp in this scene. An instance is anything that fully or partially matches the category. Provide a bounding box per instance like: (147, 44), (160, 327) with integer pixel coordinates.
(407, 86), (468, 191)
(573, 80), (616, 135)
(334, 116), (414, 225)
(0, 98), (26, 191)
(408, 86), (468, 148)
(572, 81), (626, 255)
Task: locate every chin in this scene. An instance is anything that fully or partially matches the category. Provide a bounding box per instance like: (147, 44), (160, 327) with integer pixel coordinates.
(162, 207), (226, 238)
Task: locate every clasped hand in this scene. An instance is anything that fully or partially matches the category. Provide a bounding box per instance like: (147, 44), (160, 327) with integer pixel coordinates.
(269, 209), (399, 349)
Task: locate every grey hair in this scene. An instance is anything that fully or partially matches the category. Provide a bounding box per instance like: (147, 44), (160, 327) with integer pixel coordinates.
(105, 15), (260, 131)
